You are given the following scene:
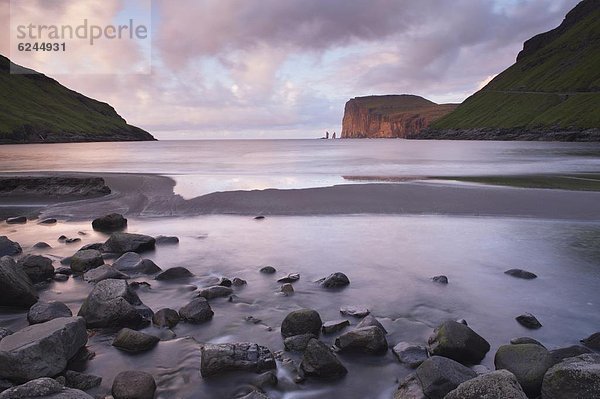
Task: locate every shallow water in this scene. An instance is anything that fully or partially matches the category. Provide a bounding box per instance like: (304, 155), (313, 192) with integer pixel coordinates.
(1, 215), (599, 398)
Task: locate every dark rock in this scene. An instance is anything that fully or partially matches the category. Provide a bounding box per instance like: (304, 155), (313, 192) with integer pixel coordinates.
(280, 283), (294, 295)
(79, 243), (103, 251)
(339, 305), (370, 318)
(281, 309), (322, 338)
(415, 356), (477, 399)
(320, 272), (350, 288)
(494, 343), (554, 397)
(581, 332), (600, 350)
(112, 252), (142, 270)
(505, 269), (537, 279)
(541, 353), (600, 399)
(17, 255), (55, 283)
(0, 256), (38, 308)
(112, 371), (156, 399)
(130, 281), (151, 289)
(322, 319), (350, 335)
(254, 215), (266, 220)
(516, 313), (542, 329)
(277, 273), (300, 283)
(550, 345), (592, 365)
(6, 216), (27, 224)
(232, 277), (247, 286)
(64, 370), (102, 391)
(65, 238), (81, 244)
(92, 213), (127, 232)
(39, 218), (57, 225)
(335, 326), (388, 355)
(0, 317), (87, 381)
(428, 320), (490, 364)
(197, 285), (233, 299)
(252, 371), (278, 390)
(179, 298), (214, 323)
(432, 275), (448, 284)
(393, 373), (426, 399)
(112, 328), (159, 353)
(55, 266), (73, 275)
(456, 318), (468, 325)
(83, 265), (128, 283)
(0, 328), (12, 342)
(356, 314), (388, 334)
(58, 235), (67, 242)
(0, 378), (93, 399)
(259, 266), (276, 274)
(103, 233), (155, 254)
(70, 250), (103, 273)
(299, 338), (347, 380)
(0, 236), (22, 257)
(200, 342), (276, 377)
(153, 308), (180, 328)
(33, 242), (51, 249)
(236, 390), (269, 399)
(77, 279), (152, 328)
(445, 369), (527, 399)
(53, 274), (69, 282)
(393, 342), (429, 368)
(60, 256), (72, 265)
(155, 266), (193, 280)
(218, 277), (232, 287)
(27, 301), (72, 324)
(155, 235), (179, 245)
(510, 337), (545, 347)
(284, 333), (316, 352)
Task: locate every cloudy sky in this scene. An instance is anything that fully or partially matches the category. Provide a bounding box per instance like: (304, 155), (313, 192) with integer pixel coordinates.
(1, 0), (580, 138)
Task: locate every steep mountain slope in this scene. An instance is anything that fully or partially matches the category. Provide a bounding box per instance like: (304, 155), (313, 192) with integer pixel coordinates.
(423, 0), (600, 141)
(0, 55), (154, 144)
(341, 95), (457, 138)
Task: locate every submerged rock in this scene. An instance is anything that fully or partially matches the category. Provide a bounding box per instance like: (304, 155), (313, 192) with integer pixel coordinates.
(445, 369), (527, 399)
(300, 338), (347, 380)
(83, 265), (128, 283)
(103, 233), (155, 254)
(515, 313), (542, 329)
(510, 337), (545, 347)
(6, 216), (27, 224)
(27, 301), (72, 324)
(505, 269), (537, 279)
(0, 256), (38, 308)
(155, 266), (193, 280)
(0, 378), (93, 399)
(339, 305), (370, 318)
(415, 356), (477, 399)
(155, 235), (179, 245)
(281, 309), (322, 338)
(39, 218), (57, 225)
(0, 236), (22, 257)
(277, 273), (300, 283)
(152, 308), (180, 328)
(70, 250), (104, 273)
(393, 342), (429, 368)
(33, 242), (51, 249)
(427, 320), (490, 364)
(541, 353), (600, 399)
(259, 266), (276, 274)
(112, 328), (159, 353)
(112, 371), (156, 399)
(92, 213), (127, 232)
(232, 277), (247, 286)
(432, 275), (448, 284)
(322, 320), (350, 335)
(179, 298), (214, 323)
(319, 272), (350, 288)
(280, 283), (294, 295)
(200, 343), (276, 377)
(17, 255), (55, 283)
(197, 285), (233, 299)
(335, 326), (388, 355)
(494, 343), (554, 397)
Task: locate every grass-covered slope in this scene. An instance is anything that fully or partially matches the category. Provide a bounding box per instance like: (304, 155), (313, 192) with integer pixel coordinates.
(426, 0), (600, 140)
(0, 55), (154, 144)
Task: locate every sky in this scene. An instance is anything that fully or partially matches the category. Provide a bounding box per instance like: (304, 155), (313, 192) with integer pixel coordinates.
(0, 0), (581, 139)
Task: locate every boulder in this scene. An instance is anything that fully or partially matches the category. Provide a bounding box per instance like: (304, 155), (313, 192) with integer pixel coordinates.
(77, 279), (152, 328)
(112, 252), (142, 270)
(494, 343), (554, 397)
(415, 356), (477, 399)
(0, 256), (38, 308)
(284, 333), (316, 352)
(505, 269), (537, 279)
(200, 343), (276, 377)
(179, 298), (214, 323)
(299, 338), (347, 380)
(17, 255), (55, 282)
(112, 371), (156, 399)
(103, 233), (155, 254)
(549, 345), (592, 365)
(0, 317), (87, 381)
(259, 266), (276, 274)
(197, 285), (233, 299)
(581, 332), (600, 350)
(0, 378), (93, 399)
(445, 369), (527, 399)
(339, 305), (370, 318)
(541, 353), (600, 399)
(516, 313), (542, 329)
(280, 283), (294, 295)
(427, 320), (490, 364)
(319, 272), (350, 288)
(83, 265), (128, 283)
(356, 314), (387, 334)
(334, 326), (388, 355)
(281, 309), (322, 338)
(155, 235), (179, 245)
(432, 275), (448, 284)
(92, 213), (127, 232)
(27, 301), (72, 325)
(155, 266), (193, 280)
(393, 373), (426, 399)
(0, 237), (22, 257)
(393, 342), (429, 368)
(152, 308), (180, 328)
(64, 370), (102, 391)
(33, 242), (51, 249)
(6, 216), (27, 224)
(70, 250), (103, 273)
(112, 328), (159, 353)
(322, 320), (350, 335)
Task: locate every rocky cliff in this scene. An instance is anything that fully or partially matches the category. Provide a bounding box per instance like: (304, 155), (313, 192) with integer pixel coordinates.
(341, 95), (457, 138)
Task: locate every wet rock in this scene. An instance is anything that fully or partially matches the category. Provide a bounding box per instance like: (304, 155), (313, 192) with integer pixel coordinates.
(0, 256), (38, 308)
(280, 283), (294, 295)
(0, 378), (93, 399)
(0, 236), (22, 257)
(516, 313), (542, 329)
(112, 371), (156, 399)
(130, 281), (152, 290)
(197, 285), (233, 299)
(299, 338), (347, 380)
(83, 265), (128, 283)
(505, 269), (537, 279)
(356, 314), (388, 334)
(427, 320), (490, 364)
(541, 353), (600, 399)
(70, 250), (103, 274)
(27, 301), (72, 324)
(53, 274), (69, 282)
(79, 243), (103, 251)
(254, 215), (266, 220)
(232, 277), (247, 286)
(416, 356), (477, 399)
(103, 233), (155, 254)
(0, 317), (87, 381)
(550, 345), (592, 365)
(112, 252), (142, 269)
(237, 390), (269, 399)
(155, 266), (193, 280)
(510, 337), (545, 347)
(456, 318), (468, 325)
(432, 275), (448, 284)
(0, 329), (12, 342)
(77, 279), (152, 328)
(58, 235), (67, 242)
(64, 370), (102, 391)
(281, 309), (322, 338)
(179, 298), (214, 323)
(152, 308), (180, 328)
(55, 266), (73, 275)
(335, 326), (388, 355)
(581, 332), (600, 350)
(39, 218), (57, 225)
(6, 216), (27, 224)
(445, 369), (527, 399)
(393, 373), (426, 399)
(17, 255), (55, 283)
(339, 305), (370, 318)
(319, 272), (350, 288)
(92, 213), (127, 232)
(112, 328), (159, 353)
(284, 333), (316, 352)
(65, 238), (81, 244)
(322, 320), (350, 335)
(252, 371), (278, 390)
(472, 365), (492, 375)
(393, 342), (428, 368)
(277, 273), (300, 283)
(155, 235), (179, 245)
(33, 242), (51, 249)
(494, 343), (554, 397)
(218, 277), (232, 287)
(260, 266), (276, 274)
(200, 343), (276, 377)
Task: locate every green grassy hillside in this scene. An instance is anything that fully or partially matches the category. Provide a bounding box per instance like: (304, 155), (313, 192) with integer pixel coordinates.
(0, 55), (154, 144)
(430, 0), (600, 136)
